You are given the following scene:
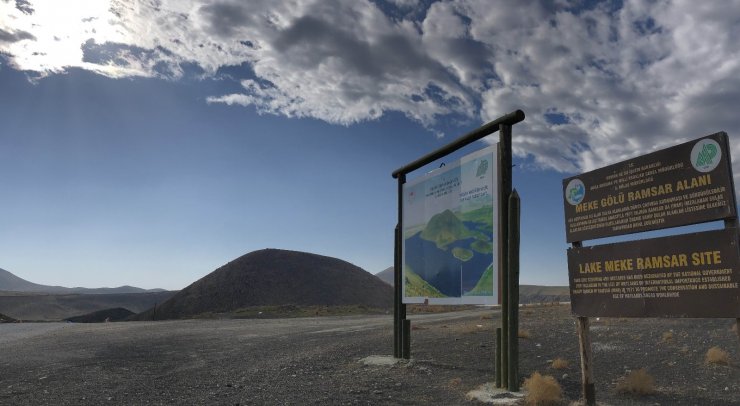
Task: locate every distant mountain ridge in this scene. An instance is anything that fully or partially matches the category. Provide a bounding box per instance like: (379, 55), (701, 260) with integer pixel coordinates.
(134, 249), (393, 320)
(0, 268), (165, 294)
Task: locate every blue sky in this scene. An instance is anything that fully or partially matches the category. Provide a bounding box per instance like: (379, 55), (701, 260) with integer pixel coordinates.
(1, 0), (739, 290)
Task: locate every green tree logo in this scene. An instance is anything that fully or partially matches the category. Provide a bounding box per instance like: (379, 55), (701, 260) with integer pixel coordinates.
(690, 139), (721, 173)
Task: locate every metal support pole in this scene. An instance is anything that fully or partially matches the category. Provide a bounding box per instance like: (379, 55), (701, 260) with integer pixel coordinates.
(393, 224), (401, 358)
(402, 319), (411, 359)
(499, 123), (512, 388)
(507, 190), (521, 391)
(394, 173), (407, 358)
(495, 328), (502, 388)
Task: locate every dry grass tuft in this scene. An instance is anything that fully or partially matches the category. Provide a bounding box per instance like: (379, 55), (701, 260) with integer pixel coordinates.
(678, 346), (690, 354)
(660, 331), (673, 343)
(523, 372), (562, 405)
(550, 357), (569, 370)
(732, 323), (738, 334)
(448, 377), (462, 388)
(518, 329), (531, 339)
(705, 346), (730, 365)
(616, 368), (655, 395)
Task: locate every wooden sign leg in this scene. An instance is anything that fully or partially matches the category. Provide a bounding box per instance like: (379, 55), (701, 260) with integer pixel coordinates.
(576, 316), (595, 406)
(736, 318), (740, 346)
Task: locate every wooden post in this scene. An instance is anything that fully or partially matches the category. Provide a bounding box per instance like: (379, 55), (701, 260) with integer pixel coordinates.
(402, 319), (411, 359)
(736, 319), (740, 346)
(499, 123), (512, 389)
(577, 316), (596, 406)
(495, 328), (502, 388)
(507, 190), (520, 391)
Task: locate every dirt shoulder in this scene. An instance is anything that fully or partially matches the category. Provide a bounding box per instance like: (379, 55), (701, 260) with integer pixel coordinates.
(0, 305), (738, 405)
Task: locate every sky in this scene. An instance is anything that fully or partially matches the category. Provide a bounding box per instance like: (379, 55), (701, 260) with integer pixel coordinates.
(1, 0), (740, 290)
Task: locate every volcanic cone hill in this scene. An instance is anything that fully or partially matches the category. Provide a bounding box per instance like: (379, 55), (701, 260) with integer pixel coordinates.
(135, 249), (393, 320)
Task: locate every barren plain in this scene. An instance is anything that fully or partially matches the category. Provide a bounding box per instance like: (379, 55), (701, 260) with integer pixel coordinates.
(1, 305), (738, 405)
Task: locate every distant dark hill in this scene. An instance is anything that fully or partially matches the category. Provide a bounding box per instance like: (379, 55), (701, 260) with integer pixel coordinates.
(65, 307), (135, 323)
(420, 209), (472, 249)
(0, 312), (16, 323)
(375, 266), (569, 304)
(0, 291), (176, 321)
(376, 267), (394, 285)
(135, 249), (393, 320)
(0, 268), (165, 294)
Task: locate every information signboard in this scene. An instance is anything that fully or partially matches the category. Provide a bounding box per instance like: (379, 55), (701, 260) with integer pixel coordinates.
(568, 228), (740, 318)
(563, 132), (736, 243)
(402, 146), (498, 304)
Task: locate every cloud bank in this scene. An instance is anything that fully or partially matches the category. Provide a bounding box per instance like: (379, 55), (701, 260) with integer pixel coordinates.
(2, 0), (740, 174)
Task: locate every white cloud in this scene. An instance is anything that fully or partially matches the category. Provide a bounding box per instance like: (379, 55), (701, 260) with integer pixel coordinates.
(2, 0), (740, 176)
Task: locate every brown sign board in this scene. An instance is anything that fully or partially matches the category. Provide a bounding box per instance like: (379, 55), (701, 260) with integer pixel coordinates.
(563, 132), (736, 243)
(568, 228), (740, 318)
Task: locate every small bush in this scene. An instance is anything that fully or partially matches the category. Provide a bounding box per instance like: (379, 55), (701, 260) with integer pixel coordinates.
(660, 331), (673, 343)
(551, 358), (569, 370)
(616, 368), (655, 395)
(732, 323), (738, 334)
(518, 329), (531, 339)
(523, 372), (562, 405)
(705, 346), (730, 365)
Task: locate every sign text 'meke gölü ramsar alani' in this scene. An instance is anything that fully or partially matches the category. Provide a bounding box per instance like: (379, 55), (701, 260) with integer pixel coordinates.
(563, 132), (740, 318)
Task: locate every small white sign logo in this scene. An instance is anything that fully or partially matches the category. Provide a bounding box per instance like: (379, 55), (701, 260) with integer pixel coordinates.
(690, 138), (722, 173)
(565, 179), (585, 206)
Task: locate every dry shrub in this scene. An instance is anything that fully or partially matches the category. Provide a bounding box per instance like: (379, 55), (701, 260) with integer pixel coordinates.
(459, 323), (486, 334)
(732, 323), (738, 334)
(551, 358), (569, 370)
(705, 346), (730, 365)
(678, 346), (690, 354)
(448, 377), (462, 388)
(518, 329), (531, 339)
(616, 368), (655, 395)
(660, 331), (673, 343)
(523, 372), (562, 405)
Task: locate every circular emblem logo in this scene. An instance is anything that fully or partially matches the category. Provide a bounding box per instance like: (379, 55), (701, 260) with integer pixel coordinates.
(565, 179), (585, 206)
(690, 138), (722, 173)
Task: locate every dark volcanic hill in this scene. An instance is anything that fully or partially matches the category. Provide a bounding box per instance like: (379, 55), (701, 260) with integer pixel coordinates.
(65, 307), (135, 323)
(0, 268), (165, 294)
(135, 249), (393, 320)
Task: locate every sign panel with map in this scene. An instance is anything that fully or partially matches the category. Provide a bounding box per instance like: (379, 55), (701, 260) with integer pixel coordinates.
(402, 146), (499, 305)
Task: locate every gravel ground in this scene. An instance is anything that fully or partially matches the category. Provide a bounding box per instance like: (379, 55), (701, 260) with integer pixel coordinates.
(0, 305), (738, 405)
